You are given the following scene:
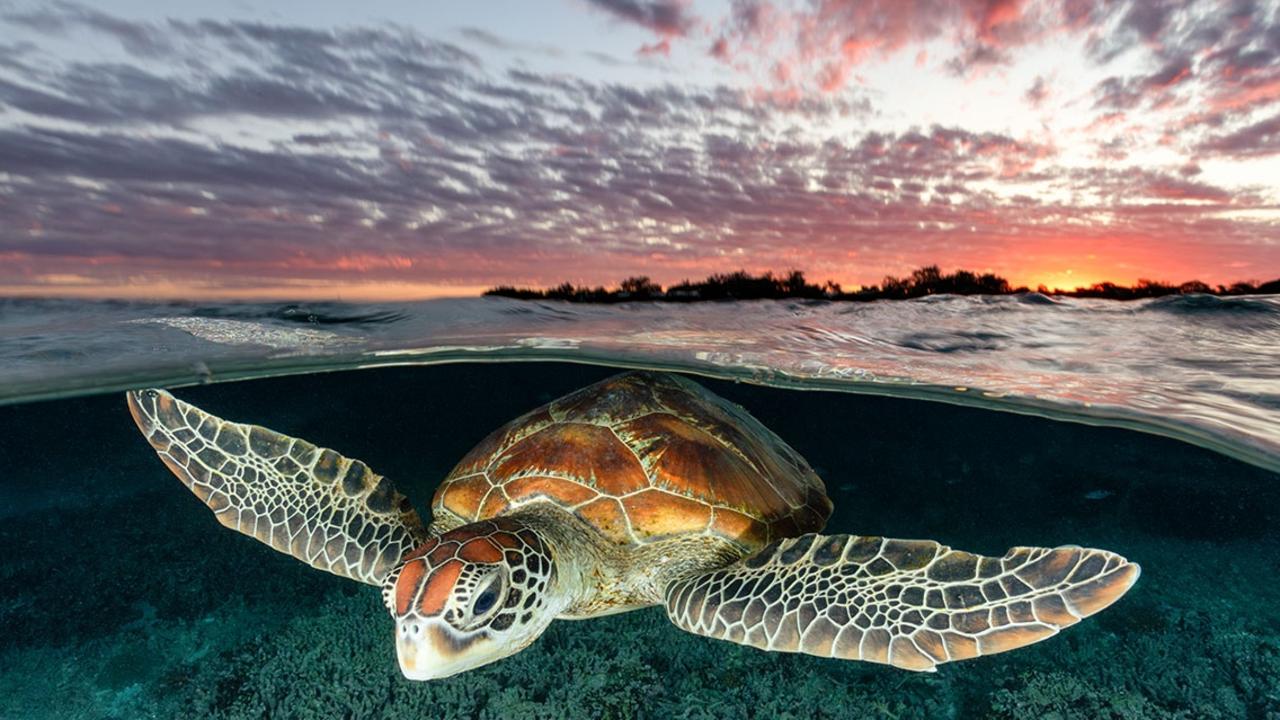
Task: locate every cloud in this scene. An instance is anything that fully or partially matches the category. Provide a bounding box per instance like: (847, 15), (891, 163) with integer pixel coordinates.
(584, 50), (628, 66)
(1065, 1), (1280, 164)
(3, 3), (175, 57)
(709, 36), (730, 60)
(1121, 0), (1176, 44)
(457, 26), (563, 57)
(708, 0), (1089, 92)
(700, 0), (1280, 130)
(1025, 74), (1050, 107)
(1146, 57), (1194, 89)
(637, 38), (672, 57)
(458, 26), (518, 49)
(822, 125), (1057, 184)
(583, 0), (695, 37)
(1197, 112), (1280, 157)
(1139, 171), (1234, 201)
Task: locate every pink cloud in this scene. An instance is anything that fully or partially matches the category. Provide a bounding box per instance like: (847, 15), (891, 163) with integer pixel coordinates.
(637, 38), (672, 57)
(967, 0), (1031, 45)
(771, 59), (793, 84)
(1207, 75), (1280, 114)
(1086, 110), (1127, 132)
(704, 0), (1089, 94)
(709, 36), (730, 60)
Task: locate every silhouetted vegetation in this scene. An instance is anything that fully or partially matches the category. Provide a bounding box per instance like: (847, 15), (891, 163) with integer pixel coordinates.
(485, 266), (1280, 303)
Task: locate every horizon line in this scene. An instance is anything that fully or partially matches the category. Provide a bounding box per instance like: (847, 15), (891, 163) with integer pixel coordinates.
(2, 265), (1278, 304)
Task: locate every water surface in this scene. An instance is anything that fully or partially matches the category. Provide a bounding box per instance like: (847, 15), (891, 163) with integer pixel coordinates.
(3, 294), (1278, 472)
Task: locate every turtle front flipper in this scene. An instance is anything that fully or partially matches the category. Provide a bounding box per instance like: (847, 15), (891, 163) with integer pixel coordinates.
(663, 534), (1138, 672)
(127, 389), (429, 586)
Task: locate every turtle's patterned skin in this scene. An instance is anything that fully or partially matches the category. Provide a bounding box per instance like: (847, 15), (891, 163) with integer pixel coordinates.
(665, 534), (1133, 671)
(126, 389), (427, 585)
(127, 371), (1139, 679)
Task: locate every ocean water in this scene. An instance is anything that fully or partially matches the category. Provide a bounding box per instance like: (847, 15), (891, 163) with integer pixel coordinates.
(1, 296), (1279, 719)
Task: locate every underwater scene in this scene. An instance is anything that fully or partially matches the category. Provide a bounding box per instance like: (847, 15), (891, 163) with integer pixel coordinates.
(2, 294), (1279, 719)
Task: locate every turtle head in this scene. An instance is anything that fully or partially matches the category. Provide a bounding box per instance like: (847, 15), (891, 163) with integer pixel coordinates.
(382, 520), (558, 680)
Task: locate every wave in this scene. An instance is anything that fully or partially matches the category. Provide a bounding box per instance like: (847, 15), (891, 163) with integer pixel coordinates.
(1139, 293), (1280, 316)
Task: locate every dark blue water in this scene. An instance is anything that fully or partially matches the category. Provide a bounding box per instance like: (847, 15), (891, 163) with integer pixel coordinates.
(2, 362), (1278, 719)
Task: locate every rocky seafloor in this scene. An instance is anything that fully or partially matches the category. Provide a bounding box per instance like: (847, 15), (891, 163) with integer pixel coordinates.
(2, 363), (1278, 720)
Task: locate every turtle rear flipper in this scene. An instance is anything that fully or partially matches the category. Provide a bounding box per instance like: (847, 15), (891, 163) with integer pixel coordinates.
(663, 534), (1138, 672)
(127, 389), (429, 586)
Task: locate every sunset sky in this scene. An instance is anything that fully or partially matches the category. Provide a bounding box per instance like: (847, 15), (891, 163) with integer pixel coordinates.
(1, 0), (1277, 300)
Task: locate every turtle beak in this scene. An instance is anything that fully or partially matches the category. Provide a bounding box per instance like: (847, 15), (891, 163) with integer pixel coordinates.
(396, 630), (422, 676)
(395, 616), (492, 680)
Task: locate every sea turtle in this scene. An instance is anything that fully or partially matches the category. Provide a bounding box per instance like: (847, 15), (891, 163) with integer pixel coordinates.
(126, 371), (1138, 679)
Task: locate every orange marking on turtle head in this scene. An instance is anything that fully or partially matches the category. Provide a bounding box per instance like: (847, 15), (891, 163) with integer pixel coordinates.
(418, 560), (463, 616)
(427, 542), (458, 565)
(403, 539), (439, 562)
(393, 559), (426, 616)
(459, 538), (503, 563)
(491, 532), (522, 549)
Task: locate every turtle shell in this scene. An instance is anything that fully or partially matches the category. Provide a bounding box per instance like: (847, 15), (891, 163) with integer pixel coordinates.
(431, 372), (831, 551)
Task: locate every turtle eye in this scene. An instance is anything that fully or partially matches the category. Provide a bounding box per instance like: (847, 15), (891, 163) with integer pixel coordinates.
(471, 575), (502, 617)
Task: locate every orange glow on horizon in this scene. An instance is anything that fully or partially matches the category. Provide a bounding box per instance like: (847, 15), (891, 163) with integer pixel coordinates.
(0, 235), (1271, 302)
(1015, 271), (1131, 292)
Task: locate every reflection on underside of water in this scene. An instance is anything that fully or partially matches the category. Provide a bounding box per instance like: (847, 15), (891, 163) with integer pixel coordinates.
(0, 293), (1278, 473)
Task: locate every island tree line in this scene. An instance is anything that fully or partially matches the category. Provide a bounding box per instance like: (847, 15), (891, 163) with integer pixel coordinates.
(485, 266), (1280, 303)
